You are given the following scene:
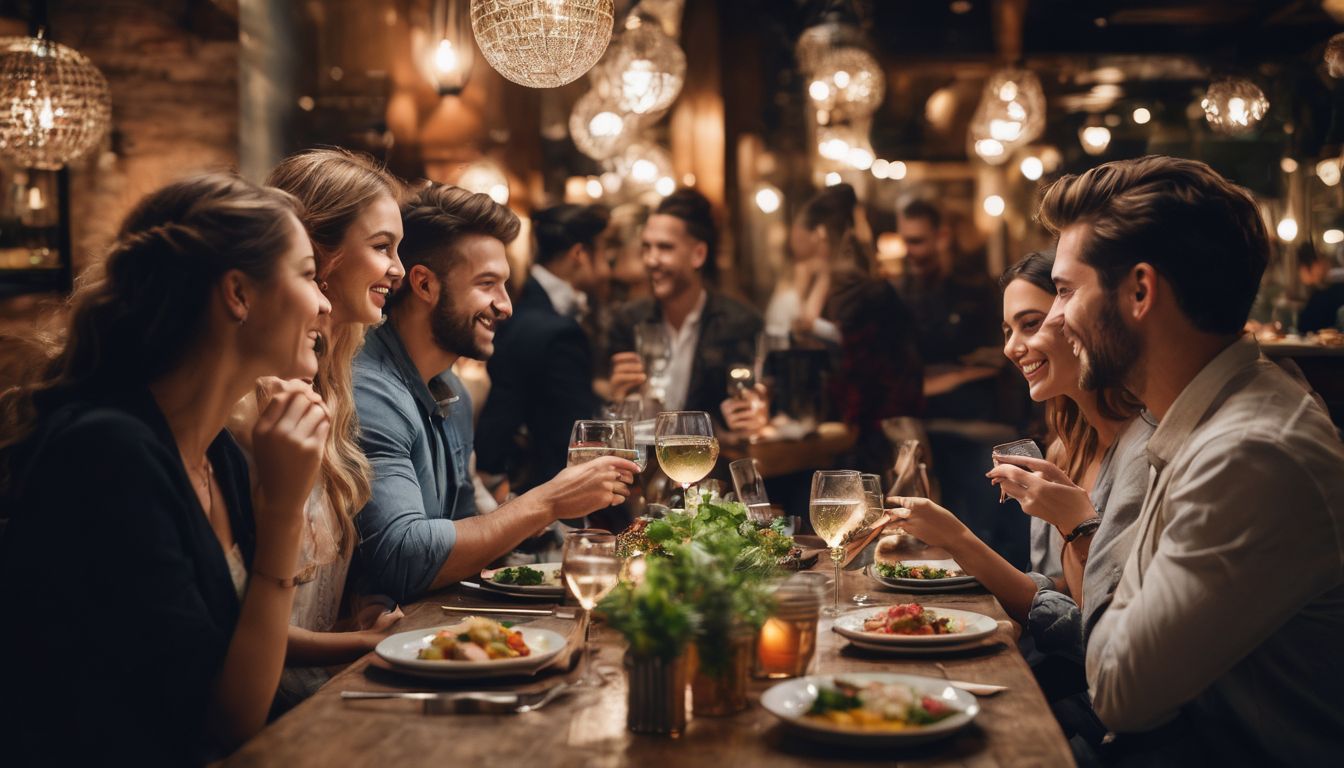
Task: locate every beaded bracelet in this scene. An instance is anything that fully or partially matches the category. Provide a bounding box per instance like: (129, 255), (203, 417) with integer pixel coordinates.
(1062, 517), (1102, 544)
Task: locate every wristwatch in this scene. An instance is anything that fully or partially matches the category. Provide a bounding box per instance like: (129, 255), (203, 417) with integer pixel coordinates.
(1062, 517), (1102, 544)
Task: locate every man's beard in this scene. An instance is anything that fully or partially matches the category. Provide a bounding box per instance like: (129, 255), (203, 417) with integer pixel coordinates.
(430, 288), (490, 360)
(1078, 290), (1141, 392)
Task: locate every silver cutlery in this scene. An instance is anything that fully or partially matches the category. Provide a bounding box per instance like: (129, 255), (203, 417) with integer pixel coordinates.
(945, 679), (1007, 696)
(341, 682), (571, 714)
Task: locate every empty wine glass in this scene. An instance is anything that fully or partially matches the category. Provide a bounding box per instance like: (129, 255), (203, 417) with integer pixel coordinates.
(730, 458), (773, 525)
(852, 473), (886, 605)
(635, 322), (672, 404)
(562, 529), (621, 687)
(606, 398), (652, 473)
(809, 470), (866, 616)
(567, 420), (638, 468)
(654, 410), (719, 509)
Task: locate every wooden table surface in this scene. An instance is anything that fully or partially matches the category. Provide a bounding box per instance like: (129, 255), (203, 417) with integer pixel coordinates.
(225, 568), (1073, 767)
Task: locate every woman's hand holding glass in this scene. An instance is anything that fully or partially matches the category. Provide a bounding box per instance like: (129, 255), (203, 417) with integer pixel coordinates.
(986, 454), (1095, 531)
(887, 496), (973, 552)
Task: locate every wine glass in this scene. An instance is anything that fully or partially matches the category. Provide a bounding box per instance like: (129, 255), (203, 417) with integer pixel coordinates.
(605, 398), (652, 473)
(809, 470), (866, 615)
(852, 473), (886, 605)
(567, 420), (638, 468)
(653, 411), (719, 510)
(634, 322), (672, 404)
(562, 529), (621, 687)
(730, 458), (773, 525)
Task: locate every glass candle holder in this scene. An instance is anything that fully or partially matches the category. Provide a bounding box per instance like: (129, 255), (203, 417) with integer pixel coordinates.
(754, 575), (822, 678)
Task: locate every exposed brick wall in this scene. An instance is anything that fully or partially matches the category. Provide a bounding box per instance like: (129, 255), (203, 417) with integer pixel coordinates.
(0, 0), (239, 336)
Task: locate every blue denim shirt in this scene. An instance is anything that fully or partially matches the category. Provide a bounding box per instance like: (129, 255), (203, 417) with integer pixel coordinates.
(352, 322), (477, 602)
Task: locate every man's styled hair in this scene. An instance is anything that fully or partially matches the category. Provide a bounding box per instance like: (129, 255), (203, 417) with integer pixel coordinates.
(900, 199), (942, 230)
(532, 204), (609, 266)
(654, 187), (718, 281)
(391, 183), (521, 307)
(1038, 155), (1269, 335)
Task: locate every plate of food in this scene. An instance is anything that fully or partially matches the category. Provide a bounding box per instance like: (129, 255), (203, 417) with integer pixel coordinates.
(832, 603), (998, 646)
(375, 617), (567, 678)
(477, 563), (565, 598)
(868, 560), (978, 592)
(761, 673), (979, 746)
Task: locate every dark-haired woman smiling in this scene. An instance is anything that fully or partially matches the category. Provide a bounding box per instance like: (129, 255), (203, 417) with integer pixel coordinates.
(0, 174), (331, 764)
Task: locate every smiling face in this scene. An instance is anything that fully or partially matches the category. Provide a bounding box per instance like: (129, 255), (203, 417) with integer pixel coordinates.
(640, 213), (705, 303)
(1050, 225), (1142, 392)
(246, 213), (333, 380)
(1002, 277), (1078, 402)
(322, 193), (404, 326)
(430, 233), (512, 360)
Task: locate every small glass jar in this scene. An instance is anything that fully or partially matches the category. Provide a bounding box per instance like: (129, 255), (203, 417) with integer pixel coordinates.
(754, 574), (822, 678)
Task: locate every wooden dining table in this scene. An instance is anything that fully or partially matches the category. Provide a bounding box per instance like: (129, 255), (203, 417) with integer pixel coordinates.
(225, 567), (1073, 767)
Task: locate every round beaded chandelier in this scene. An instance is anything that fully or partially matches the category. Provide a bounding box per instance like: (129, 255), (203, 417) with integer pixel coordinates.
(967, 68), (1046, 165)
(470, 0), (615, 89)
(807, 46), (884, 120)
(0, 34), (111, 170)
(605, 14), (685, 116)
(569, 87), (635, 161)
(1201, 78), (1269, 136)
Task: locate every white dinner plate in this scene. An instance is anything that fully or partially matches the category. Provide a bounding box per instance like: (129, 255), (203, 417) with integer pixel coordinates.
(844, 635), (997, 656)
(868, 560), (979, 591)
(375, 623), (567, 678)
(832, 605), (998, 646)
(761, 672), (979, 747)
(478, 562), (566, 598)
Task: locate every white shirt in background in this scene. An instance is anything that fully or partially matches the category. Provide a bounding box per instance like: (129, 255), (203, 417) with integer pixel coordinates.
(661, 290), (707, 412)
(530, 263), (587, 320)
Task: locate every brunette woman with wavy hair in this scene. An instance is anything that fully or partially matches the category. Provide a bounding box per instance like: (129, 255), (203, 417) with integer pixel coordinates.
(888, 251), (1154, 746)
(232, 148), (408, 707)
(0, 174), (331, 764)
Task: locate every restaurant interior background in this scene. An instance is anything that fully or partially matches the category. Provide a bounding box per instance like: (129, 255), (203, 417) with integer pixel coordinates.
(2, 0), (1344, 419)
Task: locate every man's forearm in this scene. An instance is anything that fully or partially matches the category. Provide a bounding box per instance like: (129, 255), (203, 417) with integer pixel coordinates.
(427, 492), (555, 591)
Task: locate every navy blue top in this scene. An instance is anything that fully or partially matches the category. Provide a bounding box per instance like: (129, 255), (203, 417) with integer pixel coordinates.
(352, 322), (477, 602)
(0, 386), (255, 765)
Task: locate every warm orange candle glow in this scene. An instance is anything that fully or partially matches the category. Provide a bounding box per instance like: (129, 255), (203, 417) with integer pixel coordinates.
(756, 617), (800, 677)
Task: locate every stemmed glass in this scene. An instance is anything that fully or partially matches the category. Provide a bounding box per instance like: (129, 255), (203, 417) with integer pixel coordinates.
(567, 420), (639, 469)
(562, 529), (621, 687)
(653, 411), (719, 510)
(809, 470), (866, 616)
(730, 457), (773, 525)
(851, 473), (886, 605)
(605, 399), (652, 473)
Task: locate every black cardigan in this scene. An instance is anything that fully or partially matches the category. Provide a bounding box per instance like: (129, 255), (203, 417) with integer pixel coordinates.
(0, 387), (256, 766)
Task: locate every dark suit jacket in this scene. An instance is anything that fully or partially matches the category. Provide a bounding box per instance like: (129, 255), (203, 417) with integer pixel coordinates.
(476, 277), (601, 492)
(608, 291), (764, 421)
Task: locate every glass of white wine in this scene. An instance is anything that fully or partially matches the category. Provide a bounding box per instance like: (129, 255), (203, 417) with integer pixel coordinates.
(567, 420), (640, 468)
(562, 529), (621, 687)
(653, 410), (719, 510)
(809, 470), (866, 615)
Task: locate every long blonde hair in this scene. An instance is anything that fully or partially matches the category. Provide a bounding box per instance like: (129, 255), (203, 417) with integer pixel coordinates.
(266, 148), (404, 558)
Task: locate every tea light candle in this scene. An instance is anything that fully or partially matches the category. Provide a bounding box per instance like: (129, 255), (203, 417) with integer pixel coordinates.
(757, 617), (801, 676)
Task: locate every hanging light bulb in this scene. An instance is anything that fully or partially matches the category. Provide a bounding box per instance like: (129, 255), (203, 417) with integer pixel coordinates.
(1277, 217), (1298, 242)
(1079, 125), (1112, 156)
(983, 195), (1006, 217)
(569, 88), (635, 160)
(1317, 158), (1342, 187)
(1020, 156), (1044, 181)
(1201, 78), (1269, 136)
(457, 159), (510, 205)
(754, 184), (782, 214)
(1281, 157), (1299, 174)
(470, 0), (615, 88)
(1324, 228), (1344, 245)
(1132, 107), (1152, 125)
(606, 13), (685, 115)
(967, 68), (1046, 165)
(824, 172), (842, 186)
(418, 0), (474, 94)
(888, 160), (908, 180)
(0, 34), (111, 170)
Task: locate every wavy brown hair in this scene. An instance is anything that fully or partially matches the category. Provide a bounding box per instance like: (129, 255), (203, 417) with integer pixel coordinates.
(999, 252), (1141, 484)
(0, 173), (303, 491)
(267, 148), (405, 558)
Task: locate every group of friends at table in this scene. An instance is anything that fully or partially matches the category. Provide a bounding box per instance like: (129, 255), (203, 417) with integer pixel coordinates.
(0, 151), (1341, 765)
